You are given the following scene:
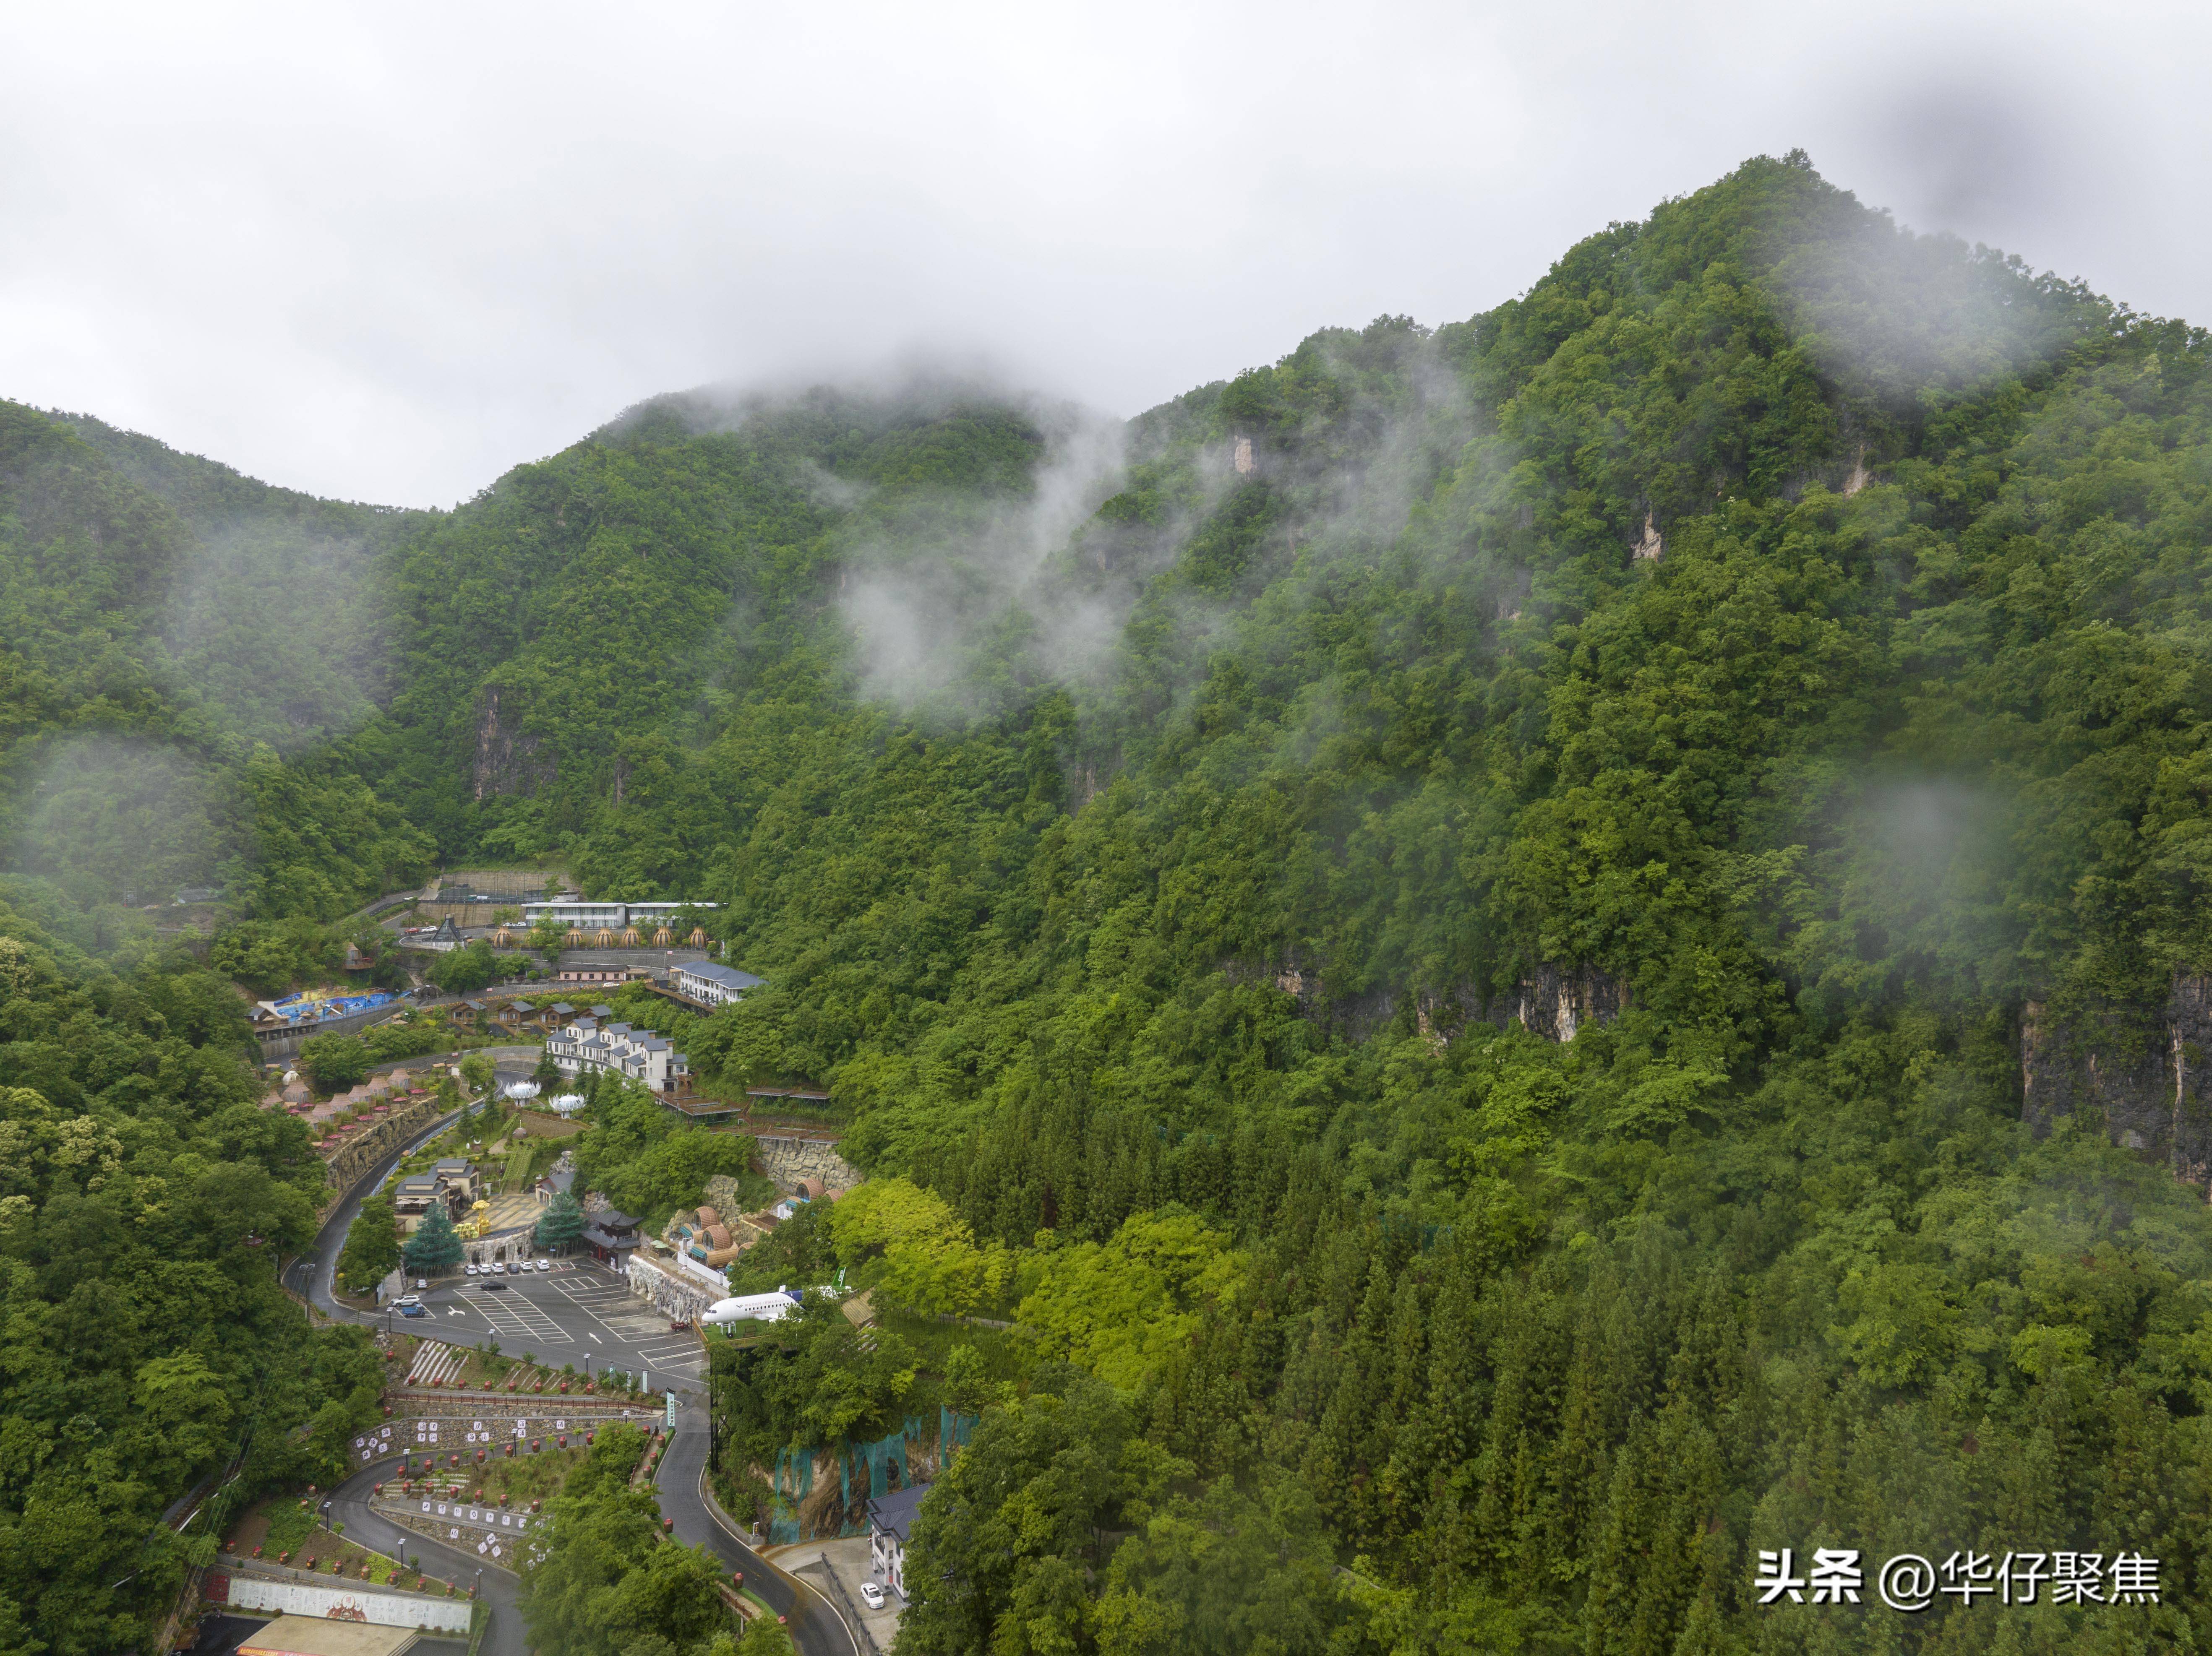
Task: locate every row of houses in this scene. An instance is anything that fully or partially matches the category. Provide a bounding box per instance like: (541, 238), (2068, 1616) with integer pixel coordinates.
(433, 997), (608, 1036)
(545, 1012), (689, 1093)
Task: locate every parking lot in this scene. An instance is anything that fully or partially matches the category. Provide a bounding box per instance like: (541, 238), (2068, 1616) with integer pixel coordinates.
(396, 1260), (707, 1390)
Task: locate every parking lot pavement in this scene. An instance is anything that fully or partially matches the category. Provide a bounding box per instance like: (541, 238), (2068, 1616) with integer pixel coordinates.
(407, 1267), (705, 1390)
(467, 1288), (574, 1346)
(545, 1275), (706, 1379)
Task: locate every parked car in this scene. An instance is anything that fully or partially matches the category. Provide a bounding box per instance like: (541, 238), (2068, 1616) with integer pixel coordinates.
(669, 1319), (692, 1332)
(507, 1261), (522, 1274)
(860, 1583), (886, 1609)
(536, 1259), (551, 1271)
(464, 1263), (479, 1276)
(395, 1294), (421, 1309)
(400, 1304), (428, 1318)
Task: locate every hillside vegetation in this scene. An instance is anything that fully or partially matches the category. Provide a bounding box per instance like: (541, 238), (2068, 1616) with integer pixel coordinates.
(7, 152), (2212, 1653)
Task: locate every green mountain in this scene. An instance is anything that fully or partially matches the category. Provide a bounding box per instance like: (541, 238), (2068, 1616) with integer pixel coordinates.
(9, 151), (2212, 1652)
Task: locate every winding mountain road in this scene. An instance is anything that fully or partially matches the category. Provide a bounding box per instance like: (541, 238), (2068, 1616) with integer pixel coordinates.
(329, 1455), (524, 1656)
(655, 1401), (861, 1656)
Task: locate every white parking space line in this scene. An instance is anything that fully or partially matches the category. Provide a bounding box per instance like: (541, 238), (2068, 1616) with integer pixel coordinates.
(472, 1293), (572, 1345)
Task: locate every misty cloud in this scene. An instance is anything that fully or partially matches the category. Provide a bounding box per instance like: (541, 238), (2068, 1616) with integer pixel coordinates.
(836, 405), (1129, 711)
(4, 735), (238, 907)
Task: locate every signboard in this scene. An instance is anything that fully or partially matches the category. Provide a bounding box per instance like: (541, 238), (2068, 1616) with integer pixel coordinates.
(665, 1390), (677, 1431)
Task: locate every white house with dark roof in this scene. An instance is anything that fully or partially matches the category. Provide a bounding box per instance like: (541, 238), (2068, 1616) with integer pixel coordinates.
(544, 1014), (688, 1094)
(672, 961), (764, 1009)
(867, 1483), (931, 1599)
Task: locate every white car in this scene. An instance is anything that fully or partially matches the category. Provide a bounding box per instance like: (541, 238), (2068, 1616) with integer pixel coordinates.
(536, 1259), (552, 1272)
(464, 1263), (478, 1276)
(860, 1583), (886, 1610)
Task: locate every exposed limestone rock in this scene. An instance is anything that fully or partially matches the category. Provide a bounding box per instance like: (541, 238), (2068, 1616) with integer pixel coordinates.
(1230, 953), (1629, 1046)
(1843, 446), (1872, 496)
(1632, 513), (1664, 561)
(472, 683), (558, 801)
(2022, 975), (2212, 1188)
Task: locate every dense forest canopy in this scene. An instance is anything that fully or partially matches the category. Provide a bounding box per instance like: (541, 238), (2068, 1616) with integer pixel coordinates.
(7, 152), (2212, 1652)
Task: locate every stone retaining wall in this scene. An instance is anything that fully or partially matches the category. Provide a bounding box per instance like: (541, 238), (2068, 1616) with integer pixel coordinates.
(626, 1253), (720, 1323)
(321, 1094), (447, 1201)
(755, 1136), (863, 1193)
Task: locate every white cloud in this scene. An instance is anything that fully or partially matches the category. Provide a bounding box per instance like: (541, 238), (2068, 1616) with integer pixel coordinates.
(0, 0), (2204, 505)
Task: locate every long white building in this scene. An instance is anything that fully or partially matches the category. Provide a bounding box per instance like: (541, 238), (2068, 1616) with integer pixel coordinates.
(673, 961), (764, 1008)
(544, 1014), (688, 1093)
(520, 899), (720, 931)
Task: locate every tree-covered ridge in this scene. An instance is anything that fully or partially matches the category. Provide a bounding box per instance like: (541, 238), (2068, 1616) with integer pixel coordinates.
(656, 156), (2212, 1651)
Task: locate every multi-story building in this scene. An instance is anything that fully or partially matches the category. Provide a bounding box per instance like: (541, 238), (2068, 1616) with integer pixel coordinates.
(672, 961), (764, 1010)
(543, 1014), (689, 1094)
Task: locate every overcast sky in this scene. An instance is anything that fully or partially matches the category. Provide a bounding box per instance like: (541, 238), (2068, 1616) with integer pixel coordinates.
(1, 0), (2202, 508)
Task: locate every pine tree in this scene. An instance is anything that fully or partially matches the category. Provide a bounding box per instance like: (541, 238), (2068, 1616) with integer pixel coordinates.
(535, 1189), (586, 1252)
(402, 1204), (465, 1274)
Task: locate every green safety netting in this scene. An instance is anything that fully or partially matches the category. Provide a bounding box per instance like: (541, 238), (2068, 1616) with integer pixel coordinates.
(766, 1444), (814, 1543)
(939, 1405), (978, 1458)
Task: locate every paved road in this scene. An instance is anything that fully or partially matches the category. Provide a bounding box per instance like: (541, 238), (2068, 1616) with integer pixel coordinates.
(331, 1454), (522, 1656)
(656, 1403), (860, 1656)
(325, 1428), (860, 1656)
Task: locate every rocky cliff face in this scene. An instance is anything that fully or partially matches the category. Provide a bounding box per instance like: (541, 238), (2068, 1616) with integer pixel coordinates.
(1233, 953), (1629, 1046)
(471, 683), (558, 801)
(2022, 975), (2212, 1188)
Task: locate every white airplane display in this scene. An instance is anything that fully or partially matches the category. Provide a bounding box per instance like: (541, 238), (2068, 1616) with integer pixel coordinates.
(701, 1289), (806, 1326)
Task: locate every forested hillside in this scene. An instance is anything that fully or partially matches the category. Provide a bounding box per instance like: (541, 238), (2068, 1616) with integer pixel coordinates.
(0, 404), (434, 916)
(0, 889), (391, 1646)
(8, 150), (2212, 1653)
